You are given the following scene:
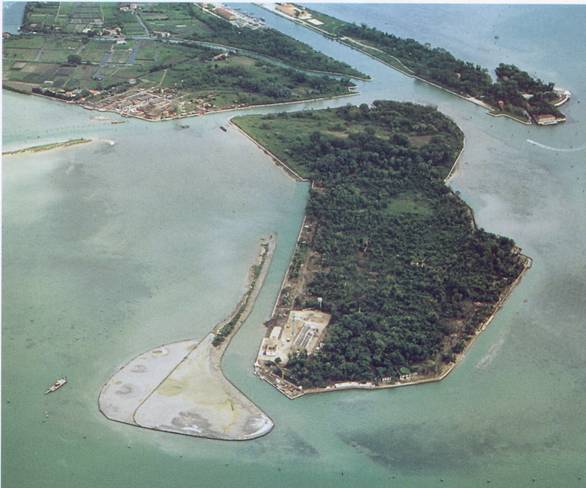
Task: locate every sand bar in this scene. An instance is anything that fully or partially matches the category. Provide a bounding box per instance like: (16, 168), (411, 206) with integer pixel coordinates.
(98, 340), (198, 424)
(98, 237), (275, 440)
(135, 334), (273, 440)
(3, 138), (91, 156)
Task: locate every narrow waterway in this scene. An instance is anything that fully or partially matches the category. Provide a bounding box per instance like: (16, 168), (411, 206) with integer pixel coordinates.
(3, 4), (586, 487)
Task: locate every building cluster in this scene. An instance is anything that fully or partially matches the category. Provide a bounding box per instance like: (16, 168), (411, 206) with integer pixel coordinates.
(153, 30), (171, 39)
(200, 4), (265, 30)
(257, 309), (330, 366)
(90, 87), (179, 119)
(119, 3), (139, 13)
(32, 86), (85, 101)
(86, 87), (224, 120)
(275, 3), (324, 26)
(534, 114), (563, 125)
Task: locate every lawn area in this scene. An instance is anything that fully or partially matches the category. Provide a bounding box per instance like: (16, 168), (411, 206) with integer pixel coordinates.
(4, 31), (353, 114)
(234, 111), (339, 175)
(2, 35), (45, 48)
(140, 3), (213, 37)
(384, 193), (434, 217)
(301, 8), (349, 34)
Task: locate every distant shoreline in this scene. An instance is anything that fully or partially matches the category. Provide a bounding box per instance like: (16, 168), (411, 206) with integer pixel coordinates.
(2, 137), (92, 156)
(261, 4), (569, 127)
(3, 83), (357, 124)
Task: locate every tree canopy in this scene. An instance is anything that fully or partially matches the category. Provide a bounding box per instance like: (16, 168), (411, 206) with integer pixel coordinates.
(235, 101), (526, 387)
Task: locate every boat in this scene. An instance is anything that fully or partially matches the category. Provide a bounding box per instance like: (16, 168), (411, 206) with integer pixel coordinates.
(45, 377), (67, 394)
(220, 126), (227, 132)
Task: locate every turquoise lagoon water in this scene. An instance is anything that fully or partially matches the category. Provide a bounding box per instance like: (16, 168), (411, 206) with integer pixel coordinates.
(3, 4), (586, 487)
(2, 1), (25, 35)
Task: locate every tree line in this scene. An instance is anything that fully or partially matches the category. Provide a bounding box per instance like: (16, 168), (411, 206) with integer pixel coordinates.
(335, 22), (563, 120)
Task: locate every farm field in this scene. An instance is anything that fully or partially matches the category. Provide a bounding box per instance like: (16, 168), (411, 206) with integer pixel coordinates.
(3, 2), (363, 119)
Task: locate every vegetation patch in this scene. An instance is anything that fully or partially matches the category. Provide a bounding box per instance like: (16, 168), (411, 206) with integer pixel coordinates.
(235, 101), (527, 388)
(291, 4), (568, 124)
(384, 193), (433, 217)
(4, 2), (365, 119)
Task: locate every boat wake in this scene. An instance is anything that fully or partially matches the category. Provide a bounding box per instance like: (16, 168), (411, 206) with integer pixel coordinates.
(475, 335), (506, 370)
(91, 115), (114, 122)
(526, 139), (586, 153)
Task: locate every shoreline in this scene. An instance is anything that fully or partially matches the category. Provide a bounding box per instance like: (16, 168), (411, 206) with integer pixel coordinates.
(2, 137), (92, 156)
(230, 119), (309, 182)
(3, 84), (357, 124)
(280, 254), (532, 399)
(212, 235), (276, 357)
(81, 90), (357, 123)
(444, 137), (466, 183)
(261, 4), (568, 127)
(235, 121), (533, 400)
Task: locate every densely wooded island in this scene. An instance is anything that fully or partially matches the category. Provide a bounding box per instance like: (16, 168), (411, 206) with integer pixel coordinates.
(270, 3), (570, 126)
(234, 101), (531, 398)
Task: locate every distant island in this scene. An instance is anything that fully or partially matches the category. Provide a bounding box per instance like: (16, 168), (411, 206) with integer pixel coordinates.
(234, 101), (531, 398)
(270, 3), (570, 126)
(2, 137), (91, 156)
(2, 2), (366, 120)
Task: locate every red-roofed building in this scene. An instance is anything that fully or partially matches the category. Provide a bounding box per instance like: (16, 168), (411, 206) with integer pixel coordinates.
(214, 7), (236, 21)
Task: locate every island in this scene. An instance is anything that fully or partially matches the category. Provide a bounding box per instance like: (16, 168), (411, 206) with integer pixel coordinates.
(99, 237), (276, 440)
(3, 2), (366, 120)
(233, 101), (531, 398)
(270, 3), (570, 126)
(2, 137), (91, 155)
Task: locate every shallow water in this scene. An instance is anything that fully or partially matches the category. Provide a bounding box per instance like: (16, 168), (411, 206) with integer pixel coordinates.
(3, 4), (586, 487)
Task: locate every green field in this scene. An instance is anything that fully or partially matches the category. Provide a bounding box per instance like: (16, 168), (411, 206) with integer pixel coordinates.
(140, 3), (213, 38)
(3, 35), (353, 111)
(5, 3), (362, 112)
(19, 3), (365, 78)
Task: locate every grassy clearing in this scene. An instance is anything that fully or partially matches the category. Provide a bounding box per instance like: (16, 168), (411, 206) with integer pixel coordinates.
(384, 194), (433, 217)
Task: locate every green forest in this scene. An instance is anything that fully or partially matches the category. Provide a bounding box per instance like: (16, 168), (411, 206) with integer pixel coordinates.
(235, 102), (527, 387)
(303, 7), (565, 122)
(184, 5), (364, 78)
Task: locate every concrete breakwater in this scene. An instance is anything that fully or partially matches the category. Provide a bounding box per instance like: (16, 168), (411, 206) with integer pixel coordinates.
(98, 237), (275, 440)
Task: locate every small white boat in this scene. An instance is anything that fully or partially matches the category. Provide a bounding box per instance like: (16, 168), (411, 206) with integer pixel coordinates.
(45, 377), (67, 394)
